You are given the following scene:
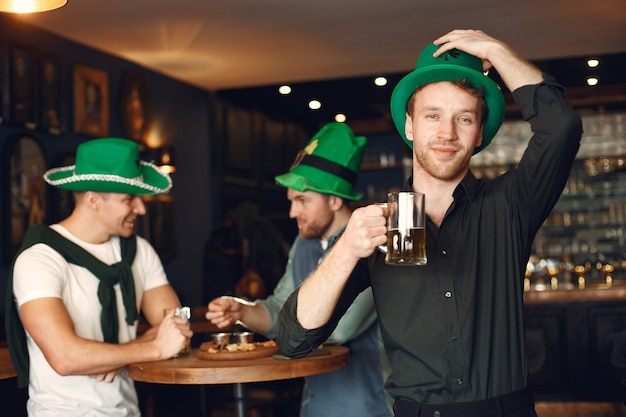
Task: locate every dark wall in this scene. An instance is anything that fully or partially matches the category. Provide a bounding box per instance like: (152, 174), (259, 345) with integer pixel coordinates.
(0, 14), (215, 312)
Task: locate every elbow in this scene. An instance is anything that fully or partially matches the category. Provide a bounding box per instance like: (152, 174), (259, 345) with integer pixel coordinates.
(276, 338), (311, 359)
(47, 354), (78, 376)
(45, 349), (86, 376)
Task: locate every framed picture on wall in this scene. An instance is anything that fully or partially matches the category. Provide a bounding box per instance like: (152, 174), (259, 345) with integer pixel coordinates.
(73, 64), (109, 137)
(120, 70), (152, 143)
(39, 55), (65, 135)
(9, 44), (37, 128)
(3, 133), (47, 266)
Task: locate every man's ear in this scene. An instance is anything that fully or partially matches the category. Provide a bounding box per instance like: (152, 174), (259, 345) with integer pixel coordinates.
(475, 124), (484, 149)
(405, 113), (414, 143)
(84, 191), (101, 209)
(328, 195), (344, 211)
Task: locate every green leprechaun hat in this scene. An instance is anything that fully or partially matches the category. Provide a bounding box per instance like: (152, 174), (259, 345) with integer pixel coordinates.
(44, 137), (172, 195)
(275, 122), (367, 201)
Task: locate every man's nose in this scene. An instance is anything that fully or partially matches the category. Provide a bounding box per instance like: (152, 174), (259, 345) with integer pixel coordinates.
(133, 196), (146, 214)
(438, 119), (457, 140)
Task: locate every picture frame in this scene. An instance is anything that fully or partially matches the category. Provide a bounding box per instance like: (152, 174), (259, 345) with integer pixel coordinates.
(73, 64), (109, 136)
(9, 44), (37, 128)
(3, 133), (47, 266)
(120, 70), (152, 143)
(39, 54), (65, 135)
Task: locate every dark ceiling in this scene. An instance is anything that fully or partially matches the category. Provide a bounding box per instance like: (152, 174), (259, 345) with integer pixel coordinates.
(18, 1), (626, 138)
(216, 51), (626, 137)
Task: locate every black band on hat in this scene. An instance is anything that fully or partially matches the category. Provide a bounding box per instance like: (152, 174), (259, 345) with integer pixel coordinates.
(299, 154), (357, 186)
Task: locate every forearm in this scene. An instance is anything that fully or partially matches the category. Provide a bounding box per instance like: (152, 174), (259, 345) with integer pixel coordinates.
(485, 42), (543, 91)
(238, 303), (272, 334)
(325, 288), (376, 344)
(46, 333), (164, 376)
(296, 236), (360, 329)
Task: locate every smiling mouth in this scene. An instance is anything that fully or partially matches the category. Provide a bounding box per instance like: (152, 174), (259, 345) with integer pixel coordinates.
(433, 147), (457, 157)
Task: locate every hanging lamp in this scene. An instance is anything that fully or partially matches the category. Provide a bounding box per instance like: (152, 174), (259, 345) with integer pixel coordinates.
(0, 0), (67, 13)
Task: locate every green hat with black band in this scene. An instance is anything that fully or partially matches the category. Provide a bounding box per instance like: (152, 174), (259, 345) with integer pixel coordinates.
(275, 122), (366, 201)
(44, 137), (172, 195)
(390, 43), (506, 154)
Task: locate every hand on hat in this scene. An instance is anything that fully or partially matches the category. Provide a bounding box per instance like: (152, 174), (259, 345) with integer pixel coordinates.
(432, 29), (543, 92)
(432, 29), (506, 73)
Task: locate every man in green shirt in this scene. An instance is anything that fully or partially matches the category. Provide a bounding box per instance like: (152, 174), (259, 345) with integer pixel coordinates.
(206, 122), (392, 417)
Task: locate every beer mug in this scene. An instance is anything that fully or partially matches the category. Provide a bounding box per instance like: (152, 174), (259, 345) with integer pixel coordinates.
(382, 191), (427, 266)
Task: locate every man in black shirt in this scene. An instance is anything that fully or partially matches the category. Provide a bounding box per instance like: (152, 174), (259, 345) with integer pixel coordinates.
(275, 29), (583, 417)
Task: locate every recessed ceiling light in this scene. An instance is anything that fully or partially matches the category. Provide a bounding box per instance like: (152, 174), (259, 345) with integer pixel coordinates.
(278, 85), (291, 95)
(335, 114), (346, 123)
(586, 77), (599, 86)
(374, 77), (387, 87)
(586, 59), (600, 68)
(309, 100), (321, 110)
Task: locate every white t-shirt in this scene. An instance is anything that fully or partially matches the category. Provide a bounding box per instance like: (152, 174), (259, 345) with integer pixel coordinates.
(13, 224), (169, 416)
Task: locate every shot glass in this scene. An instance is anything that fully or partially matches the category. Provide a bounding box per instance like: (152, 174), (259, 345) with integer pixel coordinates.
(164, 306), (191, 357)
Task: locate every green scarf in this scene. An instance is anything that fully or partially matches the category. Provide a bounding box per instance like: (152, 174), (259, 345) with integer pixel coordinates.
(4, 224), (137, 388)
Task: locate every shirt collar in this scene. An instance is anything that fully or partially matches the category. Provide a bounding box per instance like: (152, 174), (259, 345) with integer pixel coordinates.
(404, 171), (479, 205)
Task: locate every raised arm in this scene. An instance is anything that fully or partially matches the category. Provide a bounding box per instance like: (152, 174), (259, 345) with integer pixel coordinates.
(295, 204), (387, 329)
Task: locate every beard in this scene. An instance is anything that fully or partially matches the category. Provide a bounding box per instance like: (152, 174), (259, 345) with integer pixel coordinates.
(297, 215), (333, 240)
(414, 145), (473, 181)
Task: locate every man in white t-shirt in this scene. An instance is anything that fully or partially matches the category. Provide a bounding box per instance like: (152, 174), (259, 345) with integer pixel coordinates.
(5, 138), (192, 416)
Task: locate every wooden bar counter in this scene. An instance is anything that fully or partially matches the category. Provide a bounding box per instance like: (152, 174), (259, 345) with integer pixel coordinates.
(523, 282), (626, 402)
(524, 282), (626, 304)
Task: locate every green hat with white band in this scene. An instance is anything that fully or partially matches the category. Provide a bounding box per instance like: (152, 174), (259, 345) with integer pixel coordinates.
(44, 137), (172, 194)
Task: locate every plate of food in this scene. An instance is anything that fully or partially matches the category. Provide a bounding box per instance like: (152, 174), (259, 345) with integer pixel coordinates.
(196, 339), (279, 361)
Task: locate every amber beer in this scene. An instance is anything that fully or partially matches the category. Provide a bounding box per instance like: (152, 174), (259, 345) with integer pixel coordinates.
(384, 191), (427, 266)
(386, 227), (427, 266)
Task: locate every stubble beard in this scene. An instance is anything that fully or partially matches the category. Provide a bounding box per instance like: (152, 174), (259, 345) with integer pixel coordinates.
(414, 147), (472, 182)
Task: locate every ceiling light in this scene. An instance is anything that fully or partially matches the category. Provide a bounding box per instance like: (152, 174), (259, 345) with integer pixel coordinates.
(278, 85), (291, 95)
(335, 114), (346, 123)
(0, 0), (67, 13)
(586, 77), (599, 86)
(586, 58), (599, 68)
(308, 100), (321, 110)
(374, 77), (387, 87)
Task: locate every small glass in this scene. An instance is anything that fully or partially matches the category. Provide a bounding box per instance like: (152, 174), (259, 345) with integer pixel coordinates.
(164, 306), (191, 357)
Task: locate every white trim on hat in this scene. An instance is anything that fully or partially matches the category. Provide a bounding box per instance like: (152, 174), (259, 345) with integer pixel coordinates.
(44, 161), (172, 194)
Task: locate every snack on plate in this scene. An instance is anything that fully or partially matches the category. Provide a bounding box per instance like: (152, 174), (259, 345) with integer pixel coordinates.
(200, 339), (277, 354)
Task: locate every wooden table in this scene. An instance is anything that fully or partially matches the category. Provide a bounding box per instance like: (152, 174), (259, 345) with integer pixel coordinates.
(0, 346), (17, 380)
(129, 345), (349, 417)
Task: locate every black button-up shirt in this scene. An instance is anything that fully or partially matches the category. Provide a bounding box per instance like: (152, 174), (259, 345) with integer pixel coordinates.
(276, 75), (583, 404)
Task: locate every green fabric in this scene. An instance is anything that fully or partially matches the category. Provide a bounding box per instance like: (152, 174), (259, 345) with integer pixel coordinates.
(4, 224), (137, 388)
(275, 122), (366, 201)
(43, 137), (172, 194)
